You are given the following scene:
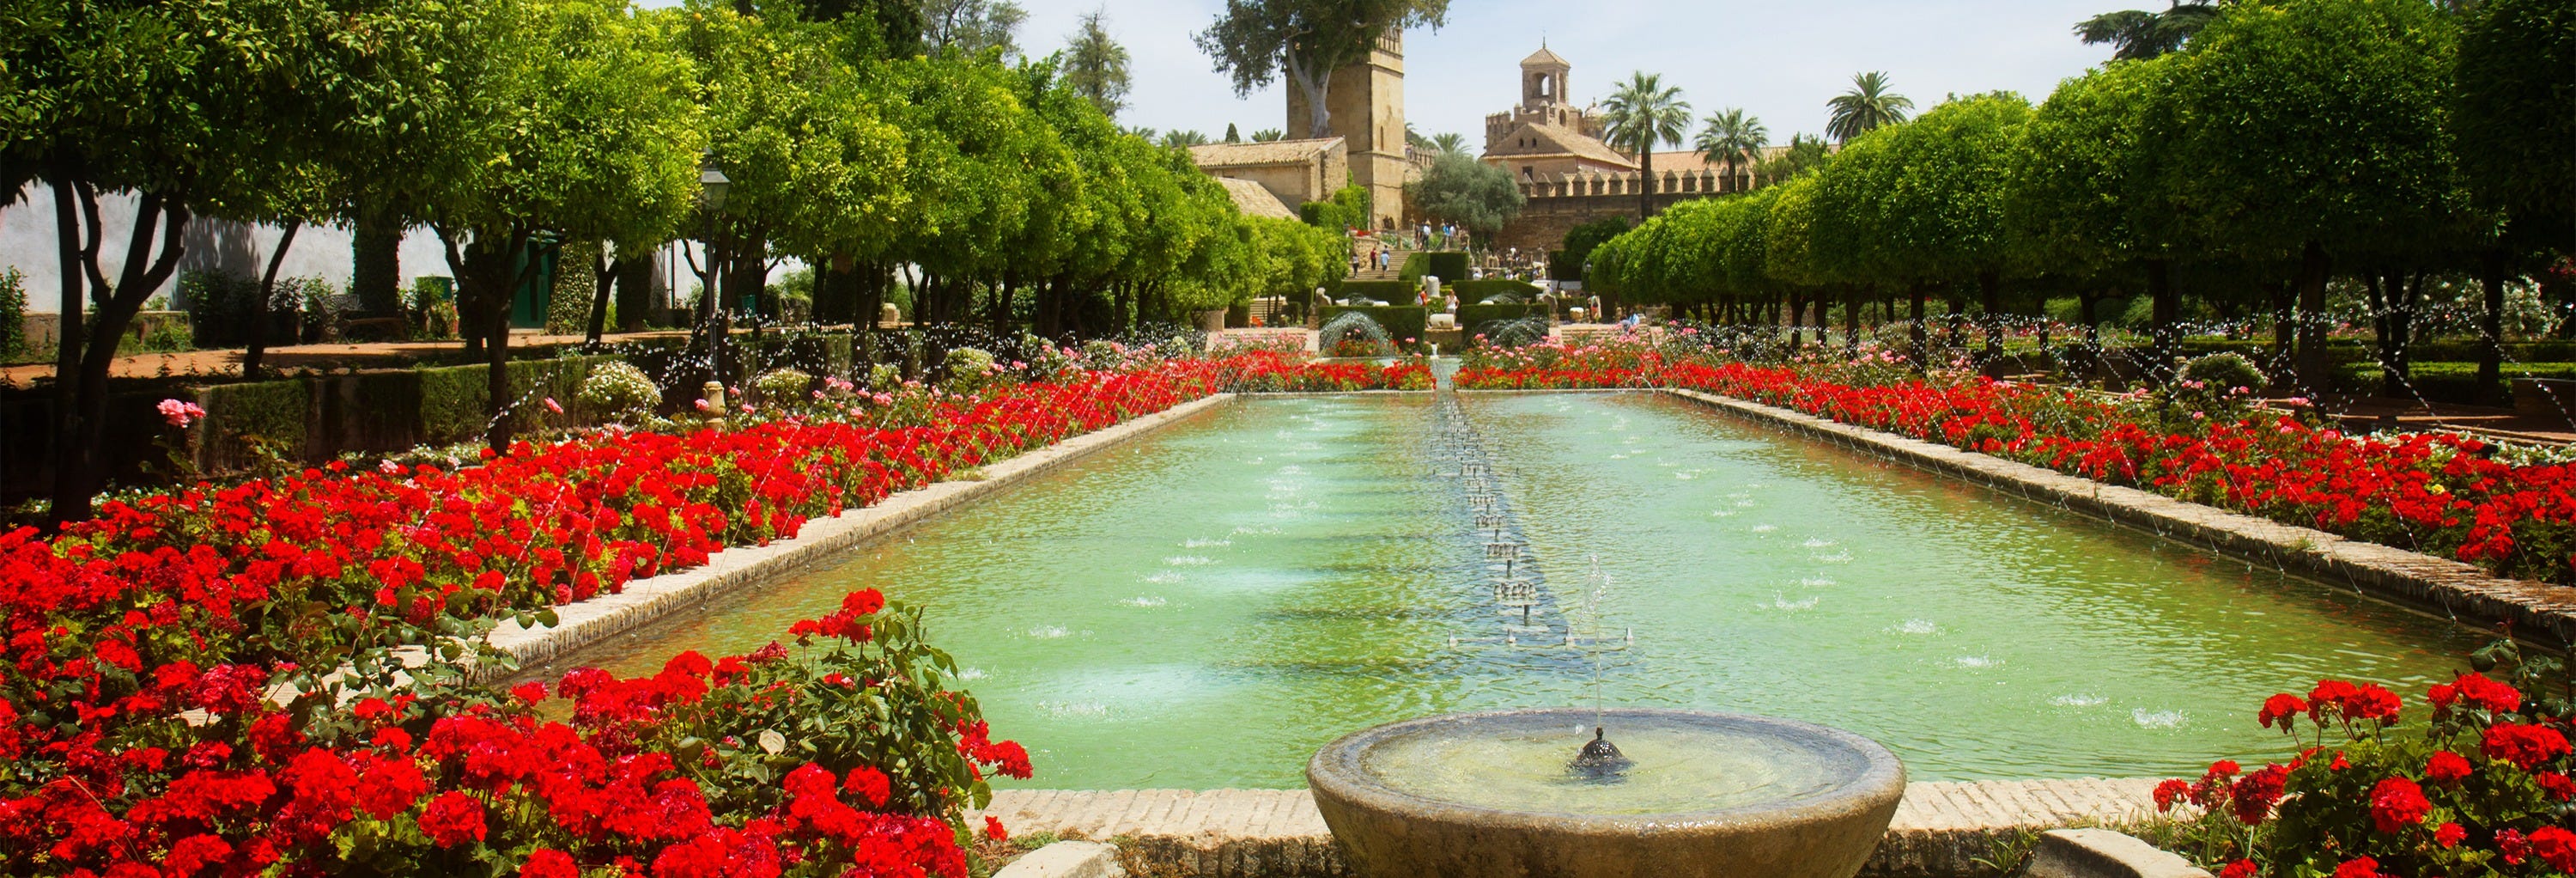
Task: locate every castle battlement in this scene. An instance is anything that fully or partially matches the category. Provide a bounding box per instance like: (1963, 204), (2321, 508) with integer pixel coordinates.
(1517, 168), (1758, 200)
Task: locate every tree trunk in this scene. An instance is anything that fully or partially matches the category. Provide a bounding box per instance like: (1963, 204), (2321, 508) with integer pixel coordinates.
(2379, 271), (2419, 399)
(242, 219), (302, 375)
(2148, 259), (2178, 381)
(51, 189), (191, 527)
(1908, 282), (1928, 370)
(1637, 149), (1656, 221)
(585, 245), (615, 348)
(1844, 285), (1861, 353)
(1285, 50), (1335, 140)
(1978, 270), (2002, 364)
(2270, 280), (2295, 390)
(351, 217), (402, 315)
(2293, 241), (2331, 396)
(2478, 250), (2507, 405)
(46, 177), (86, 527)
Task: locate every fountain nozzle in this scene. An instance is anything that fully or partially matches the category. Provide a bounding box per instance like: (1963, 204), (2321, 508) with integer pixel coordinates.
(1568, 726), (1634, 779)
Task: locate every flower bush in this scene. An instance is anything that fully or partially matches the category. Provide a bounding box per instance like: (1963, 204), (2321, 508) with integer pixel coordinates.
(1221, 350), (1433, 393)
(0, 348), (1436, 875)
(2150, 643), (2573, 877)
(578, 361), (663, 423)
(1457, 337), (2576, 585)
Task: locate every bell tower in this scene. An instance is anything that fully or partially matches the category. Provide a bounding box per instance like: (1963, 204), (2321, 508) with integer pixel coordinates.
(1522, 43), (1570, 112)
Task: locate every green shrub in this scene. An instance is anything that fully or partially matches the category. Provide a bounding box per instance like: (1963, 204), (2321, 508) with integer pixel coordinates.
(1317, 305), (1430, 346)
(578, 361), (661, 421)
(1298, 200), (1349, 229)
(0, 266), (27, 360)
(1452, 279), (1541, 302)
(1459, 303), (1538, 331)
(1397, 251), (1429, 284)
(1425, 251), (1469, 283)
(2182, 352), (2266, 393)
(200, 378), (312, 467)
(753, 367), (815, 405)
(1334, 279), (1418, 305)
(180, 269), (265, 348)
(942, 347), (996, 395)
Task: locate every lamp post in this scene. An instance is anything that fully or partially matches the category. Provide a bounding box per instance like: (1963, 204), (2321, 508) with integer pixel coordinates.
(696, 157), (731, 392)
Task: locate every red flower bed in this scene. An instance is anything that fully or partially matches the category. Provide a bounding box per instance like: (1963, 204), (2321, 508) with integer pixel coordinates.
(2153, 655), (2573, 877)
(0, 351), (1386, 876)
(1219, 350), (1434, 392)
(1461, 348), (2576, 585)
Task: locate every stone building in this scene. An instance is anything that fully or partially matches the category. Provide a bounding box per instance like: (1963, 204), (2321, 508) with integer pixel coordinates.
(1188, 137), (1349, 221)
(1282, 29), (1407, 230)
(1477, 45), (1790, 254)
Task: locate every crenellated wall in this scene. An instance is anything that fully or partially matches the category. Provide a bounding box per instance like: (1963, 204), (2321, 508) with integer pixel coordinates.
(1492, 169), (1765, 253)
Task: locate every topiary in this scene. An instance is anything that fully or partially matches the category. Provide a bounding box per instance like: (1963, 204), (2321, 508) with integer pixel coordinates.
(576, 360), (661, 422)
(942, 347), (996, 395)
(753, 368), (816, 405)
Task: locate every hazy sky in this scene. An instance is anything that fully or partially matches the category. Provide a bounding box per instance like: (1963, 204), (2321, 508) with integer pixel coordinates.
(1011, 0), (2136, 148)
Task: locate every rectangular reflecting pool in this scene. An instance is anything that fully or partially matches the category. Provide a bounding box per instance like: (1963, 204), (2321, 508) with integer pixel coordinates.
(526, 392), (2482, 788)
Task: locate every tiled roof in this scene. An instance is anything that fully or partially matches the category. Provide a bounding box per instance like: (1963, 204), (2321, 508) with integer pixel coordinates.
(1643, 144), (1799, 170)
(1188, 137), (1345, 168)
(1479, 122), (1636, 169)
(1522, 46), (1569, 67)
(1214, 177), (1298, 220)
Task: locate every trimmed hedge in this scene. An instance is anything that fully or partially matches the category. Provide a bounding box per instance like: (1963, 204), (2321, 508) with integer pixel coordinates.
(2329, 360), (2576, 405)
(1333, 279), (1418, 305)
(1452, 279), (1542, 302)
(1398, 252), (1429, 284)
(1458, 303), (1539, 330)
(1318, 305), (1431, 345)
(198, 377), (313, 468)
(1425, 251), (1469, 283)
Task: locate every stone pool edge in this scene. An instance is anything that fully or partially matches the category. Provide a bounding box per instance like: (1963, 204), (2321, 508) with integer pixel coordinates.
(1643, 387), (2576, 645)
(971, 780), (2165, 878)
(477, 392), (1239, 674)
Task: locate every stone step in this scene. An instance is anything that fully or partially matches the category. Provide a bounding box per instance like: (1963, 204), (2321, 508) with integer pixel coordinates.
(972, 778), (2163, 878)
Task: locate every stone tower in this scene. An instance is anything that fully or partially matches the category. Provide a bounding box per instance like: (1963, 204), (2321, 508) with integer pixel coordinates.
(1522, 44), (1569, 113)
(1285, 28), (1405, 230)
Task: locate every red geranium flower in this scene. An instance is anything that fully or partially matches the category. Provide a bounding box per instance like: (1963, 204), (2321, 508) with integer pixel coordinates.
(2366, 777), (2429, 833)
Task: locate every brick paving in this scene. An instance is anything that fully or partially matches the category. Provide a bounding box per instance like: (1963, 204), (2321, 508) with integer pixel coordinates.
(973, 779), (2165, 878)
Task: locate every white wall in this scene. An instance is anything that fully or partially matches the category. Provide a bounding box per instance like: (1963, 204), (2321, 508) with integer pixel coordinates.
(3, 182), (455, 312)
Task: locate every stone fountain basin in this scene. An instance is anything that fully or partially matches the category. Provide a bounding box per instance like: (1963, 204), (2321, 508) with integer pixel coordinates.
(1308, 708), (1905, 878)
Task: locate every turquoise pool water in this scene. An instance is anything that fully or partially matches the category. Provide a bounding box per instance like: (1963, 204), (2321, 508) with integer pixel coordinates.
(527, 392), (2482, 788)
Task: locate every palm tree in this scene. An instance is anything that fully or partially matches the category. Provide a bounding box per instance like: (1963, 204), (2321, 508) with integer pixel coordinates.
(1250, 128), (1285, 143)
(1692, 108), (1769, 192)
(1430, 131), (1470, 157)
(1160, 129), (1210, 149)
(2075, 0), (2217, 60)
(1825, 71), (1914, 143)
(1599, 71), (1692, 218)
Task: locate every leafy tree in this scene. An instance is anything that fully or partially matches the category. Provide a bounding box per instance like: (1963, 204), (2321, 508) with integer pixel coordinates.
(2005, 57), (2189, 361)
(2165, 0), (2458, 393)
(1843, 93), (2033, 359)
(1559, 215), (1629, 280)
(1224, 123), (1242, 143)
(1692, 107), (1767, 192)
(1756, 133), (1831, 181)
(2075, 0), (2216, 61)
(918, 0), (1022, 58)
(1061, 7), (1132, 119)
(431, 0), (704, 452)
(1825, 71), (1912, 143)
(1406, 151), (1524, 240)
(2455, 0), (2575, 365)
(14, 0), (469, 523)
(1598, 71), (1691, 218)
(1194, 0), (1449, 139)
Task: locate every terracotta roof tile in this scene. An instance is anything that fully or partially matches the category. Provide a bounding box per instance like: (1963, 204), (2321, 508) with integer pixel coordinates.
(1188, 137), (1345, 168)
(1213, 177), (1298, 220)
